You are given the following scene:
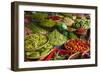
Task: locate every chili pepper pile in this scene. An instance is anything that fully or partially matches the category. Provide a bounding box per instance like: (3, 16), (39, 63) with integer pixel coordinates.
(42, 48), (69, 60)
(64, 39), (90, 54)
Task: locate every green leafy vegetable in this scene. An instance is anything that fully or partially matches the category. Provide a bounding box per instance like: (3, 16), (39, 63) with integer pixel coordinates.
(32, 12), (48, 21)
(49, 29), (66, 46)
(40, 19), (56, 27)
(28, 23), (47, 34)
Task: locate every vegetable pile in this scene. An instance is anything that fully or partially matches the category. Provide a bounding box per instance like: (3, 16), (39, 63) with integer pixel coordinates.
(64, 39), (90, 54)
(25, 33), (48, 51)
(24, 11), (90, 61)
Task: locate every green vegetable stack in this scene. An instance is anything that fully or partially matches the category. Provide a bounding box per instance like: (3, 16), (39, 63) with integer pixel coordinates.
(49, 29), (67, 46)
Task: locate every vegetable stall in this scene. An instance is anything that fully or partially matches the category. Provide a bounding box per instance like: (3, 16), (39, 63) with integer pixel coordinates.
(24, 11), (90, 61)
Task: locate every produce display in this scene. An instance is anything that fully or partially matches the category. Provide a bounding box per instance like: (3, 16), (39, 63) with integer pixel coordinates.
(24, 11), (90, 61)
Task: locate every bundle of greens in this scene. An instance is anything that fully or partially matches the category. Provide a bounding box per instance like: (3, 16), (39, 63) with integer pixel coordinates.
(32, 12), (48, 21)
(39, 19), (56, 27)
(31, 12), (57, 28)
(49, 29), (66, 46)
(28, 23), (48, 34)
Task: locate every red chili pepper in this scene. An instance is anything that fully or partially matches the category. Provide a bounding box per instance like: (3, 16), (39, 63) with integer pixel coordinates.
(48, 16), (61, 20)
(44, 48), (58, 60)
